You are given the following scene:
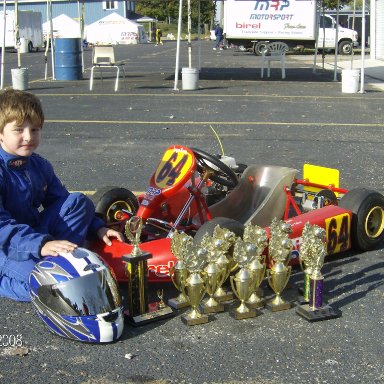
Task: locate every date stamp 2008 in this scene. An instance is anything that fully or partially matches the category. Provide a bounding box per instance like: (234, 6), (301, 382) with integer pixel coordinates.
(0, 334), (23, 347)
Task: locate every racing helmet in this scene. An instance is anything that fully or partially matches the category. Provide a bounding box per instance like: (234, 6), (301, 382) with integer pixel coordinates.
(29, 248), (124, 343)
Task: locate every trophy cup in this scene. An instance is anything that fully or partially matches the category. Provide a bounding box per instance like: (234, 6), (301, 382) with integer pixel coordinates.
(242, 224), (268, 309)
(181, 242), (209, 326)
(230, 238), (257, 320)
(296, 224), (342, 321)
(122, 216), (173, 325)
(212, 225), (237, 303)
(266, 218), (293, 312)
(199, 233), (225, 314)
(168, 231), (193, 309)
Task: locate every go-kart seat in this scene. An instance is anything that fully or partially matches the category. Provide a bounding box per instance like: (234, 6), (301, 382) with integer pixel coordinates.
(208, 165), (298, 228)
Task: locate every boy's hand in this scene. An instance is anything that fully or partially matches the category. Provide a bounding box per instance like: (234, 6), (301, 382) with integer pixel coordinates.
(41, 240), (78, 257)
(97, 227), (124, 246)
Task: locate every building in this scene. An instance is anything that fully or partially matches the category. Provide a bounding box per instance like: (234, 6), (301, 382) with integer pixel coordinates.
(371, 0), (384, 60)
(4, 0), (136, 26)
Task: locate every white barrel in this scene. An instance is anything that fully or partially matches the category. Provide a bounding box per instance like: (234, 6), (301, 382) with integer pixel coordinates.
(182, 67), (199, 90)
(19, 38), (29, 53)
(342, 69), (360, 93)
(11, 68), (29, 90)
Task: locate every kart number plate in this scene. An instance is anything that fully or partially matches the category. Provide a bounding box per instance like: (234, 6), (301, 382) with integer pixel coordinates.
(325, 213), (351, 254)
(154, 148), (194, 189)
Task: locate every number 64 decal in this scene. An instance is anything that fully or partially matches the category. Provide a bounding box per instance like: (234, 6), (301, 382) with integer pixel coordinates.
(154, 149), (193, 189)
(325, 213), (351, 254)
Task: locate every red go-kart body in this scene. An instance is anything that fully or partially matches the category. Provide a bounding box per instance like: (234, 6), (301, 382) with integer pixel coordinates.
(90, 145), (384, 283)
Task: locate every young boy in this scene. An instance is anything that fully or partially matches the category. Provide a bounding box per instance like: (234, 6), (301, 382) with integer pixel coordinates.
(0, 89), (124, 302)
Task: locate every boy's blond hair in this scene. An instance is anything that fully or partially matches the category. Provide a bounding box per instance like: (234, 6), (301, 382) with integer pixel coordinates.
(0, 89), (44, 133)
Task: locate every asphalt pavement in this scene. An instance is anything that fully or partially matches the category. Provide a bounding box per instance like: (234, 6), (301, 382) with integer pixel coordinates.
(0, 40), (383, 384)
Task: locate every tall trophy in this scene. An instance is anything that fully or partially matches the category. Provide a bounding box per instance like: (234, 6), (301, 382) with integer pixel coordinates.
(168, 231), (193, 309)
(298, 222), (316, 303)
(230, 238), (257, 320)
(181, 242), (209, 326)
(198, 233), (226, 314)
(296, 223), (342, 321)
(242, 224), (268, 309)
(212, 225), (237, 302)
(122, 216), (173, 325)
(266, 218), (293, 312)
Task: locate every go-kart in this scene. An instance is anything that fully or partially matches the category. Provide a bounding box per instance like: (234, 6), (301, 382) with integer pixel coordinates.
(90, 145), (384, 283)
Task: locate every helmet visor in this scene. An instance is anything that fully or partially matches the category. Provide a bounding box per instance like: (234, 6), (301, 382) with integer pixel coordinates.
(48, 269), (122, 316)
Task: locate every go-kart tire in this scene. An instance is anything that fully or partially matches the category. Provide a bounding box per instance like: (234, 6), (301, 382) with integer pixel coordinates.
(339, 188), (384, 251)
(193, 217), (245, 245)
(91, 186), (139, 223)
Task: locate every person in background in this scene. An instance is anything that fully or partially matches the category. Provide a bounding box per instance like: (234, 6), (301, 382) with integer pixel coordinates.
(213, 24), (224, 50)
(155, 27), (163, 46)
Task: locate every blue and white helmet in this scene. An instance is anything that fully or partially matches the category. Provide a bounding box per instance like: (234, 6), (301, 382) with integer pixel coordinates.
(29, 248), (124, 343)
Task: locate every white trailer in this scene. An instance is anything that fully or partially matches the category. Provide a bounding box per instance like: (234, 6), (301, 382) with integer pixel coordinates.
(0, 10), (43, 52)
(223, 0), (358, 55)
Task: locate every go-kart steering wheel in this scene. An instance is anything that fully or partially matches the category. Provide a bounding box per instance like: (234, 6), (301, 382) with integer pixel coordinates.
(191, 147), (239, 188)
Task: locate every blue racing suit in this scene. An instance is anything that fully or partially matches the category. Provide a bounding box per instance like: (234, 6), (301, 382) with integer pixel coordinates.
(0, 147), (105, 301)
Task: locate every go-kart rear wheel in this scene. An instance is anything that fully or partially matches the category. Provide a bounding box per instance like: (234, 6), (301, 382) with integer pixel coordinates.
(339, 188), (384, 251)
(193, 217), (245, 245)
(92, 186), (139, 224)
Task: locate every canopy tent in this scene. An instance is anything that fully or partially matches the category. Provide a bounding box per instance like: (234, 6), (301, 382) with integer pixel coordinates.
(85, 12), (147, 45)
(42, 13), (80, 39)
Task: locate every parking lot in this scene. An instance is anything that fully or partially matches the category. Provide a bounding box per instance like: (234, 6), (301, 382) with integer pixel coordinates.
(0, 40), (383, 384)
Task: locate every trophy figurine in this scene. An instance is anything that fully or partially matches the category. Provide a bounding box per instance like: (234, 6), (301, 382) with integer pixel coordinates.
(181, 243), (209, 326)
(266, 219), (293, 312)
(230, 238), (257, 320)
(242, 224), (268, 309)
(122, 216), (173, 325)
(296, 223), (342, 321)
(168, 231), (193, 309)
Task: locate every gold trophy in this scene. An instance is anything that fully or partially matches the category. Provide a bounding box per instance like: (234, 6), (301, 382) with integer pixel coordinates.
(266, 218), (293, 312)
(296, 223), (342, 321)
(242, 224), (268, 309)
(157, 289), (166, 310)
(298, 222), (316, 303)
(230, 238), (257, 320)
(181, 242), (209, 326)
(168, 231), (193, 309)
(211, 225), (237, 302)
(122, 216), (173, 325)
(199, 233), (225, 314)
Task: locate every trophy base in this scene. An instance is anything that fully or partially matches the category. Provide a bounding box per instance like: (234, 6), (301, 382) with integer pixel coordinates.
(202, 302), (225, 314)
(266, 300), (292, 312)
(124, 305), (174, 326)
(181, 313), (209, 326)
(296, 295), (310, 305)
(296, 304), (342, 322)
(168, 297), (190, 309)
(247, 298), (266, 309)
(230, 308), (257, 320)
(214, 291), (234, 303)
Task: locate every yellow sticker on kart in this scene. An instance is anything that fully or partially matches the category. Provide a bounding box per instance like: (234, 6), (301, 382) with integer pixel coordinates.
(303, 164), (340, 197)
(325, 213), (351, 254)
(154, 147), (194, 189)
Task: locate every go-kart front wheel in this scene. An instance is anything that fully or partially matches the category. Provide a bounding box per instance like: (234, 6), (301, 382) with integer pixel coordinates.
(92, 186), (139, 224)
(339, 188), (384, 251)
